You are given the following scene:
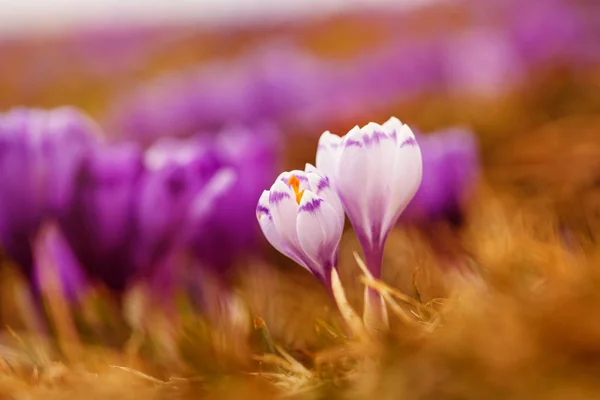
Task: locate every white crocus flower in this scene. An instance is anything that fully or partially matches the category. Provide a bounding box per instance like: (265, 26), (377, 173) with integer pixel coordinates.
(316, 116), (422, 330)
(316, 116), (422, 276)
(256, 165), (344, 286)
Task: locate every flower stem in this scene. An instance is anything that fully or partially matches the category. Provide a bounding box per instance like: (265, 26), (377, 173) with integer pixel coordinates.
(362, 246), (388, 333)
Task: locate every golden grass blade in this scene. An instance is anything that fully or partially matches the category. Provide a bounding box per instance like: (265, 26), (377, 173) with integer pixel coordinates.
(331, 269), (371, 342)
(353, 252), (423, 327)
(274, 344), (312, 377)
(109, 365), (166, 385)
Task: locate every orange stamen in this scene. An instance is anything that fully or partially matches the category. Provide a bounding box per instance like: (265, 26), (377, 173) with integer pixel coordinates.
(287, 175), (305, 204)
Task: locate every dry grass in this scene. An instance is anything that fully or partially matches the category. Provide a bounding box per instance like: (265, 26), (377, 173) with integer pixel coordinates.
(1, 171), (600, 399)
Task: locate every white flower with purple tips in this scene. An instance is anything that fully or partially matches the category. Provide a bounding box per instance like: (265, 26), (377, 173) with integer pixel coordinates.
(316, 117), (422, 278)
(316, 116), (422, 330)
(256, 165), (344, 285)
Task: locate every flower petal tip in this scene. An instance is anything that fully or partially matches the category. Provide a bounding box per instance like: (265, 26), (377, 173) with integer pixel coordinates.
(298, 191), (324, 213)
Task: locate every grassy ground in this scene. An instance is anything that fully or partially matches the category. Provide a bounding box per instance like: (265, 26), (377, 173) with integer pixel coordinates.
(1, 168), (600, 399)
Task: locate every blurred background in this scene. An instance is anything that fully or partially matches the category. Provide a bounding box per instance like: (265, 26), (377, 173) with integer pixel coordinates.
(1, 0), (600, 398)
(2, 0), (599, 157)
(2, 0), (599, 231)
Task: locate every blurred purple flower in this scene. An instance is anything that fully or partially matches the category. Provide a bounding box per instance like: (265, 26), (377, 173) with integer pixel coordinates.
(0, 107), (100, 276)
(0, 102), (279, 302)
(105, 46), (344, 144)
(134, 135), (223, 269)
(128, 124), (279, 307)
(443, 29), (523, 96)
(509, 0), (580, 65)
(60, 123), (279, 292)
(64, 26), (161, 77)
(464, 0), (592, 67)
(60, 142), (144, 291)
(186, 124), (281, 274)
(351, 40), (445, 102)
(400, 127), (480, 228)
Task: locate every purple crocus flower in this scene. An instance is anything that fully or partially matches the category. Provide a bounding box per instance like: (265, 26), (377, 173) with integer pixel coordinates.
(509, 0), (580, 66)
(64, 26), (161, 78)
(401, 127), (480, 227)
(350, 40), (445, 103)
(400, 127), (480, 272)
(60, 142), (143, 292)
(0, 104), (279, 306)
(105, 60), (262, 145)
(0, 107), (100, 277)
(463, 0), (592, 67)
(134, 135), (223, 270)
(188, 124), (281, 273)
(442, 28), (523, 97)
(105, 45), (343, 144)
(59, 135), (232, 295)
(58, 121), (278, 297)
(130, 126), (278, 313)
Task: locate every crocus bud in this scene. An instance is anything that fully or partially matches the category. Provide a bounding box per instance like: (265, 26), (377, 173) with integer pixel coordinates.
(256, 165), (344, 286)
(316, 117), (422, 278)
(316, 117), (422, 330)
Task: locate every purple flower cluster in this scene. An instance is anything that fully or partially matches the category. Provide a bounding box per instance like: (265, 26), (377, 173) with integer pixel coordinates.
(465, 0), (591, 66)
(105, 49), (483, 269)
(106, 0), (598, 147)
(0, 107), (279, 297)
(106, 45), (341, 145)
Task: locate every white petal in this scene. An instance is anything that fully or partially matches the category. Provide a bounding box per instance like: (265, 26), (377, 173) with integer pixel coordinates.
(396, 123), (417, 151)
(257, 191), (286, 256)
(359, 122), (397, 227)
(315, 131), (342, 179)
(268, 180), (298, 236)
(296, 191), (343, 277)
(382, 116), (403, 136)
(306, 171), (344, 229)
(363, 117), (402, 244)
(343, 125), (361, 143)
(382, 125), (422, 233)
(256, 190), (271, 221)
(268, 180), (307, 266)
(278, 170), (309, 190)
(287, 169), (307, 179)
(304, 163), (318, 173)
(335, 125), (372, 241)
(360, 122), (382, 138)
(275, 171), (287, 180)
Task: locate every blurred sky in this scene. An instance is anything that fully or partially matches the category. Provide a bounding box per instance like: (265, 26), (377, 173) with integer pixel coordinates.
(0, 0), (440, 37)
